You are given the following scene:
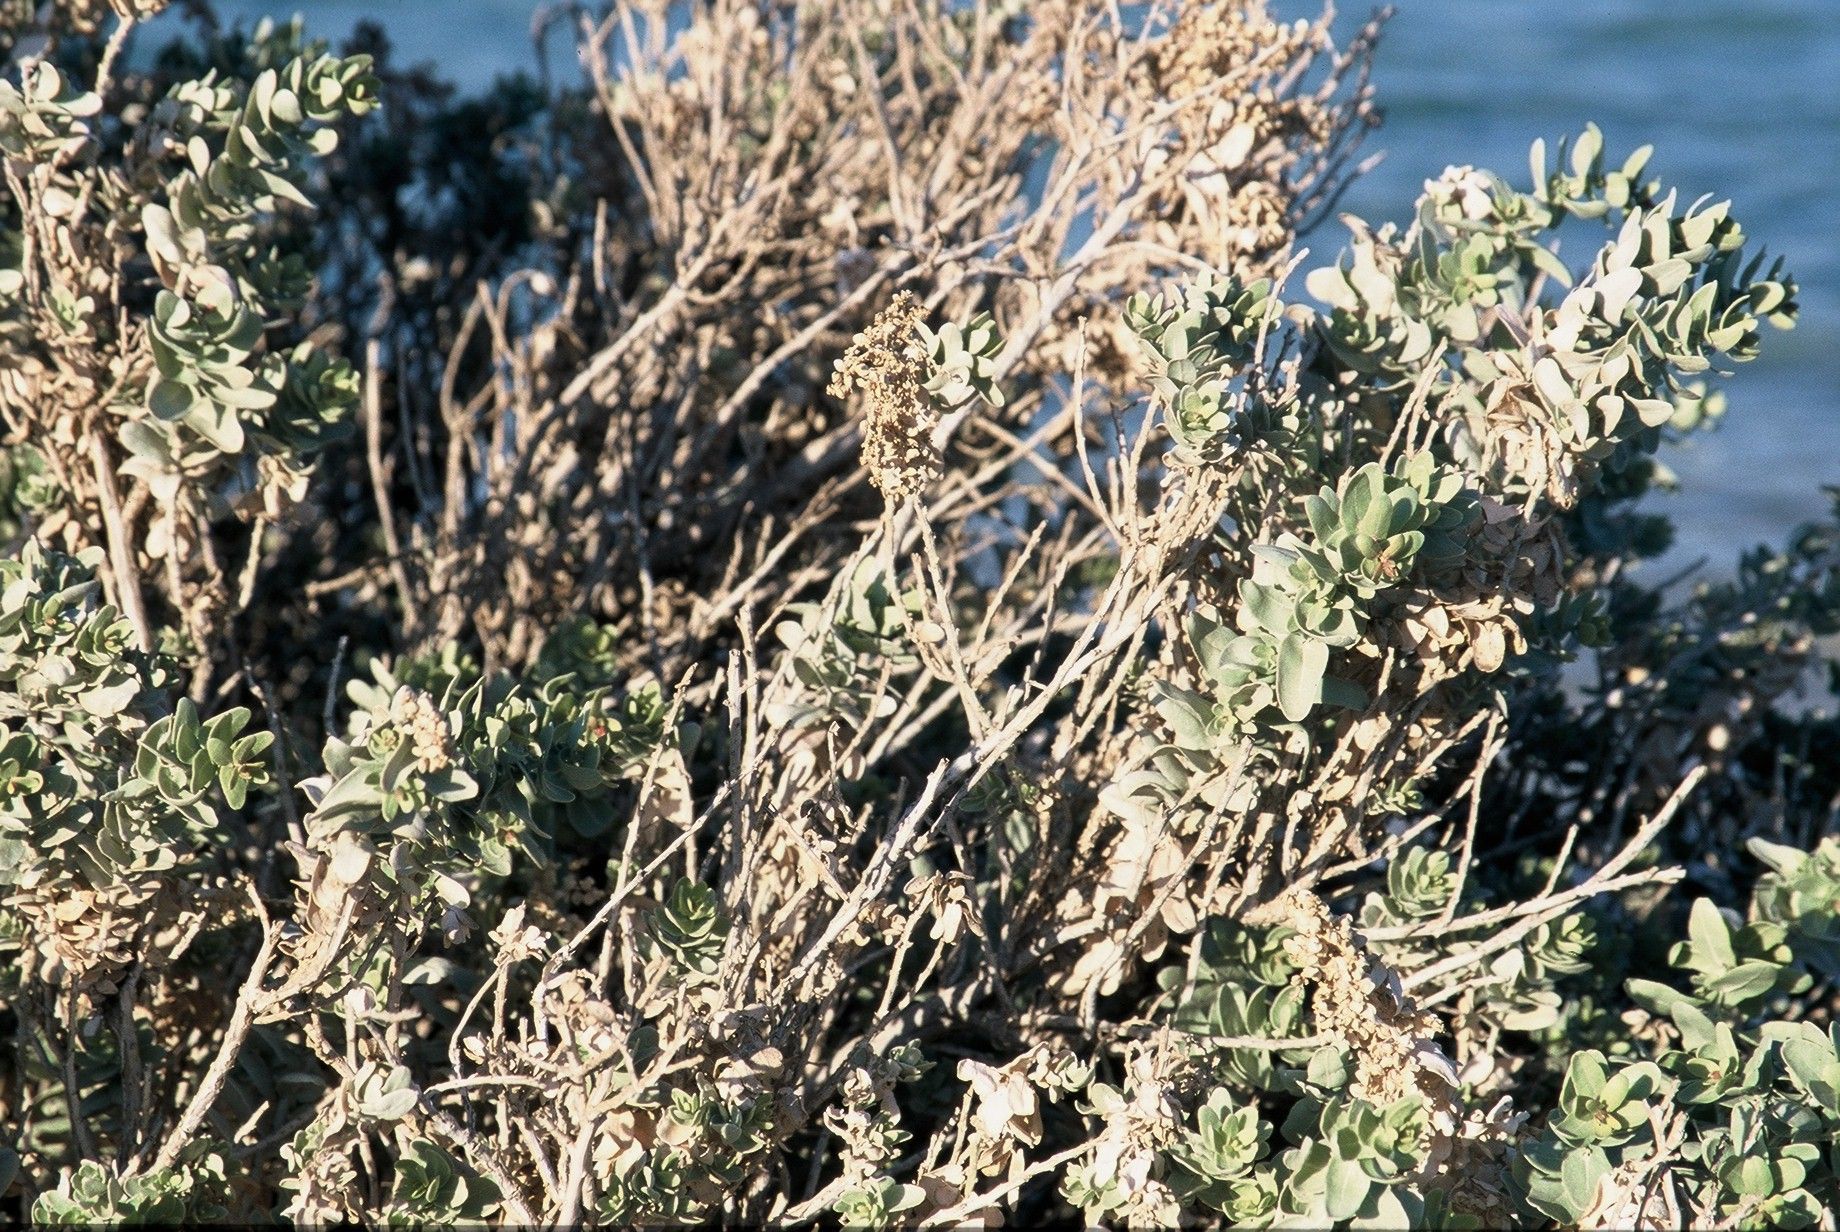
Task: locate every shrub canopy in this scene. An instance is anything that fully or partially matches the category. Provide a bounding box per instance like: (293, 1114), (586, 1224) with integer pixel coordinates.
(0, 2), (1836, 1227)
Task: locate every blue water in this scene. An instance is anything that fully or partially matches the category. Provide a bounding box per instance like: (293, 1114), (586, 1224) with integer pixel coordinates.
(191, 0), (1839, 569)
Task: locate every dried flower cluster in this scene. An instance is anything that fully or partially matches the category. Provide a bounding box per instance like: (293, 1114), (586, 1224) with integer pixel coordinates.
(1269, 889), (1451, 1106)
(829, 292), (938, 503)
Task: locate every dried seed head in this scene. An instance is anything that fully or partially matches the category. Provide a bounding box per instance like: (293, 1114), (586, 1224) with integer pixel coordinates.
(829, 292), (940, 503)
(1271, 888), (1449, 1106)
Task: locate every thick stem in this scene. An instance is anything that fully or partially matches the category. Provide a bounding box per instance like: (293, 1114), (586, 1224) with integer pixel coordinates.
(87, 427), (153, 651)
(364, 340), (417, 636)
(152, 888), (278, 1171)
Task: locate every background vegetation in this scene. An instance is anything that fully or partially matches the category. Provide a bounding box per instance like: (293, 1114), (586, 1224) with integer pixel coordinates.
(0, 1), (1835, 1226)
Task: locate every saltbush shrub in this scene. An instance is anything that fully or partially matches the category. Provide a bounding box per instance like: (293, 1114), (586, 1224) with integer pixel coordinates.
(0, 1), (1835, 1227)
